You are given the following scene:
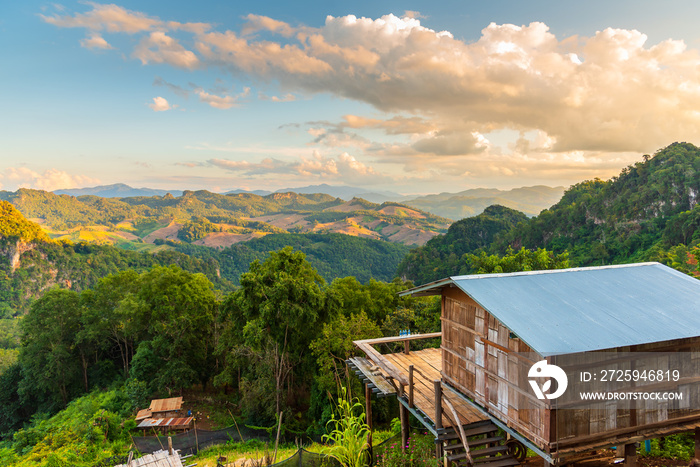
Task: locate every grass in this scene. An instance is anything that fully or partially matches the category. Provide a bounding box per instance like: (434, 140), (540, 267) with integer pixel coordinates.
(190, 440), (324, 467)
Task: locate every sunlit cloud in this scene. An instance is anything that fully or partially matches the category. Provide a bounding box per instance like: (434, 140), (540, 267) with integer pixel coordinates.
(206, 150), (389, 185)
(196, 87), (249, 109)
(80, 33), (113, 49)
(148, 96), (172, 111)
(0, 167), (100, 191)
(43, 3), (700, 188)
(133, 31), (199, 68)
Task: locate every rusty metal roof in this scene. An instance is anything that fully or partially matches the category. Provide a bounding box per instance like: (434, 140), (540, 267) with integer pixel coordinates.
(149, 397), (183, 413)
(137, 417), (194, 429)
(135, 409), (152, 421)
(401, 262), (700, 357)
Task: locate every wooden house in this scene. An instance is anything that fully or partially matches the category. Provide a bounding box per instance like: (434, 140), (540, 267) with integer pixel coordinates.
(149, 397), (184, 419)
(352, 262), (700, 466)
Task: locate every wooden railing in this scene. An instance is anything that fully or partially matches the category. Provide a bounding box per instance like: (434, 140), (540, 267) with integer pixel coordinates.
(353, 332), (441, 387)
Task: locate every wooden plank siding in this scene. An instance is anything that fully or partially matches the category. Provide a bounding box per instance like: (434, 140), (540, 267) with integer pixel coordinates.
(441, 286), (700, 456)
(441, 287), (550, 449)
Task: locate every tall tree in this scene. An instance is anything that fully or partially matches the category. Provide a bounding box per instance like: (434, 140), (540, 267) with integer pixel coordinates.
(216, 246), (329, 421)
(19, 289), (82, 407)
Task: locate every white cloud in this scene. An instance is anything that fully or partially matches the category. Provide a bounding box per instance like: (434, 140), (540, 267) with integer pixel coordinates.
(41, 2), (161, 33)
(133, 31), (199, 69)
(80, 33), (113, 49)
(207, 150), (387, 184)
(45, 5), (700, 156)
(196, 87), (249, 109)
(149, 96), (171, 111)
(241, 14), (296, 37)
(1, 167), (100, 191)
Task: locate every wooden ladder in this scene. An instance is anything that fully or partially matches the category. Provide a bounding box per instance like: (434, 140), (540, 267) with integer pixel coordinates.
(438, 420), (522, 467)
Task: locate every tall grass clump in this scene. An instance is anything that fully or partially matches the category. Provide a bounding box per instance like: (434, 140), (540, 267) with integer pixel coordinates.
(322, 389), (370, 467)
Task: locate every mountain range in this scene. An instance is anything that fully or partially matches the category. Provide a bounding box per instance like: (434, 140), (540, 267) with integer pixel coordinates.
(54, 183), (564, 219)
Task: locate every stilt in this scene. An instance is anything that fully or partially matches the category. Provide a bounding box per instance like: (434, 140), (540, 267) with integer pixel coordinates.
(399, 385), (409, 450)
(695, 429), (700, 460)
(624, 443), (637, 467)
(365, 384), (373, 457)
(434, 380), (443, 460)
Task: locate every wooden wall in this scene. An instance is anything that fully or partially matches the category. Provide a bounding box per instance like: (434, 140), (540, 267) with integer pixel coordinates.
(441, 287), (552, 449)
(441, 286), (700, 454)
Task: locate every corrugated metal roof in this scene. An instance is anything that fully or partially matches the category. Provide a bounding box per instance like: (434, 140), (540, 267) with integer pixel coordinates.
(135, 408), (152, 421)
(149, 397), (183, 413)
(137, 417), (194, 429)
(401, 262), (700, 357)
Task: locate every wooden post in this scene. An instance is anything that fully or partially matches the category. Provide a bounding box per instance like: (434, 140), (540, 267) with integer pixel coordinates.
(273, 411), (283, 464)
(168, 436), (173, 456)
(194, 419), (199, 453)
(624, 443), (637, 467)
(408, 365), (415, 408)
(399, 385), (409, 451)
(434, 380), (443, 460)
(365, 383), (373, 455)
(404, 340), (410, 355)
(695, 429), (700, 460)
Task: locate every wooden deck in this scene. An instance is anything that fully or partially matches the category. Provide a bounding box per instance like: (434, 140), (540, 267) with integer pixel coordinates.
(353, 333), (488, 430)
(385, 348), (489, 429)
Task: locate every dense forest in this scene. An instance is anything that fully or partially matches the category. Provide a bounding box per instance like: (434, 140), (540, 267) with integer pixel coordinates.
(396, 205), (528, 284)
(4, 142), (700, 465)
(0, 202), (412, 315)
(0, 247), (441, 465)
(399, 142), (700, 284)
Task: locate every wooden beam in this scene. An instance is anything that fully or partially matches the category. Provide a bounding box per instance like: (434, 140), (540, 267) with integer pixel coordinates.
(624, 443), (637, 467)
(354, 332), (442, 346)
(354, 341), (409, 386)
(556, 413), (700, 448)
(399, 385), (409, 451)
(434, 380), (443, 460)
(365, 383), (373, 453)
(408, 365), (415, 408)
(695, 429), (700, 460)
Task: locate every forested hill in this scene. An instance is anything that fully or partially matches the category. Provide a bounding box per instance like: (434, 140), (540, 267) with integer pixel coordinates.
(0, 188), (450, 247)
(396, 205), (528, 284)
(0, 202), (231, 316)
(494, 142), (700, 267)
(0, 203), (412, 315)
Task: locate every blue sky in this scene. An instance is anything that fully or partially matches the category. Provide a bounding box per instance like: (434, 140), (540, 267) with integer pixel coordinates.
(3, 1), (700, 194)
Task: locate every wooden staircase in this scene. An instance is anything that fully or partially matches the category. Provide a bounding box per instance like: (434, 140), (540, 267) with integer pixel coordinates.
(438, 420), (524, 467)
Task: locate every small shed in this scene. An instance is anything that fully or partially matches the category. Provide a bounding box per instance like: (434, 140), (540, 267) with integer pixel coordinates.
(398, 262), (700, 465)
(135, 409), (152, 421)
(137, 417), (194, 434)
(149, 397), (183, 419)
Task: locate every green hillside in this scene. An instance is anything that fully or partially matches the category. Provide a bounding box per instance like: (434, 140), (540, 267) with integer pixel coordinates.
(396, 205), (528, 284)
(0, 189), (449, 248)
(494, 142), (700, 268)
(170, 232), (411, 285)
(403, 185), (565, 219)
(0, 206), (413, 315)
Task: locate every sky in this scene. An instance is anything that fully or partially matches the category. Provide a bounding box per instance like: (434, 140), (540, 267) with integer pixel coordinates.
(3, 1), (700, 195)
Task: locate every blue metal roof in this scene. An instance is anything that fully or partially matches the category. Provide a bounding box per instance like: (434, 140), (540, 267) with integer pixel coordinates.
(402, 262), (700, 357)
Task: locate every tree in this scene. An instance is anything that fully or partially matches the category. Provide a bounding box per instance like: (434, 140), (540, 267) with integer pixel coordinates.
(19, 289), (82, 407)
(129, 265), (218, 393)
(216, 247), (330, 421)
(466, 246), (570, 274)
(310, 311), (382, 398)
